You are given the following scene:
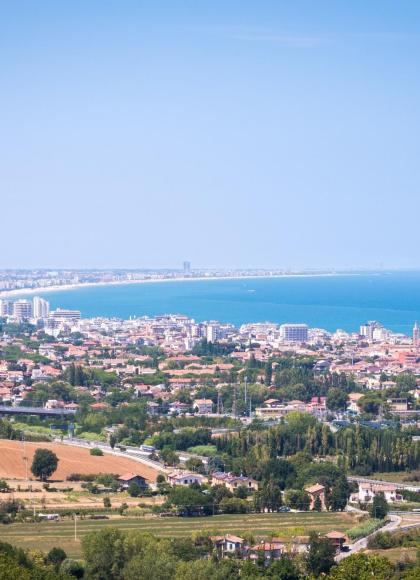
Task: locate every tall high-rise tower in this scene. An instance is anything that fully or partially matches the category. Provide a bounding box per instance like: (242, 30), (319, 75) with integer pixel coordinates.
(413, 321), (419, 348)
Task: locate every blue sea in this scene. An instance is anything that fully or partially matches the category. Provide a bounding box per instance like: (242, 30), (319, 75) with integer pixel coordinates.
(22, 271), (420, 334)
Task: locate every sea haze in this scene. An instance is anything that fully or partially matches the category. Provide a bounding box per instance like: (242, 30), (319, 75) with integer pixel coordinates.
(19, 271), (420, 334)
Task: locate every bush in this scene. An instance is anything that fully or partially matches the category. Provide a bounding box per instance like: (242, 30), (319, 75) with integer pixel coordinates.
(0, 480), (10, 492)
(128, 482), (141, 497)
(60, 558), (85, 578)
(346, 518), (384, 540)
(90, 447), (103, 456)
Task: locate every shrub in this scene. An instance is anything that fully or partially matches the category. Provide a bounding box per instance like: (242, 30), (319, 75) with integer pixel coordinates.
(90, 447), (103, 456)
(346, 518), (384, 540)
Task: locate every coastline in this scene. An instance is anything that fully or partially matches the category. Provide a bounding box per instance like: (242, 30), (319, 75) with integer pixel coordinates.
(0, 272), (341, 299)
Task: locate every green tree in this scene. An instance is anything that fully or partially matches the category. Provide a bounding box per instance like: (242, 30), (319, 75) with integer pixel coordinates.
(123, 550), (177, 580)
(329, 553), (394, 579)
(305, 532), (336, 576)
(266, 556), (300, 579)
(313, 494), (322, 512)
(326, 387), (348, 411)
(103, 496), (111, 509)
(329, 475), (350, 511)
(31, 448), (59, 481)
(60, 558), (85, 578)
(128, 482), (141, 498)
(370, 492), (389, 519)
(46, 547), (67, 568)
(82, 528), (126, 580)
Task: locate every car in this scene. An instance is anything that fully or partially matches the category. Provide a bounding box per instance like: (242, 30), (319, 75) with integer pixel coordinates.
(279, 506), (291, 512)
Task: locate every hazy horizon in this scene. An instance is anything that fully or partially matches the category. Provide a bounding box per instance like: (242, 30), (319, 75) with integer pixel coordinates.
(2, 1), (420, 270)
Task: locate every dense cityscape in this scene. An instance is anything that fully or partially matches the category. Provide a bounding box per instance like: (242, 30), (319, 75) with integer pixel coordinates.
(0, 292), (419, 579)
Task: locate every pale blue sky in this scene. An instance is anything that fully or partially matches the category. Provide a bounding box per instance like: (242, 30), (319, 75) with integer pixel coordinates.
(1, 1), (420, 270)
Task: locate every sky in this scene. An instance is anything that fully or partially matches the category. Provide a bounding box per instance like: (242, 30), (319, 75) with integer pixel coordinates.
(1, 1), (420, 270)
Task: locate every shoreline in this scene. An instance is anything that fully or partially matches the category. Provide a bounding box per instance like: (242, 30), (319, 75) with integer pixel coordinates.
(0, 272), (343, 299)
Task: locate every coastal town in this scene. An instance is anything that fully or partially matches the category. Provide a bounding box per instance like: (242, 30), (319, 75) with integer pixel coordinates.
(0, 294), (419, 577)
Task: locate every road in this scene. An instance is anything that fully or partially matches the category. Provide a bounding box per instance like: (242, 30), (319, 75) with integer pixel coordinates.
(335, 514), (402, 562)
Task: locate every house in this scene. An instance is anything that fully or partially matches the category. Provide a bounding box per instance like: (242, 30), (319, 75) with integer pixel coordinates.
(193, 398), (213, 414)
(117, 473), (148, 491)
(167, 471), (206, 486)
(325, 531), (347, 552)
(347, 392), (364, 413)
(305, 483), (326, 511)
(211, 472), (258, 492)
(168, 401), (189, 415)
(248, 539), (284, 563)
(357, 482), (402, 503)
(210, 535), (245, 558)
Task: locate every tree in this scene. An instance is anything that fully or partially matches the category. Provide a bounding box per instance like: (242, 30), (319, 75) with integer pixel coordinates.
(46, 547), (67, 568)
(266, 556), (300, 580)
(370, 492), (389, 520)
(123, 550), (178, 580)
(109, 434), (117, 449)
(326, 387), (348, 411)
(305, 532), (336, 576)
(329, 553), (394, 579)
(0, 480), (10, 492)
(103, 496), (111, 509)
(82, 528), (125, 580)
(313, 494), (322, 512)
(329, 475), (350, 511)
(128, 482), (141, 498)
(31, 448), (59, 481)
(185, 457), (205, 474)
(60, 558), (85, 578)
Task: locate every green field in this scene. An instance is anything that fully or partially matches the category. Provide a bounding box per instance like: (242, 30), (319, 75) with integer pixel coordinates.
(1, 512), (356, 558)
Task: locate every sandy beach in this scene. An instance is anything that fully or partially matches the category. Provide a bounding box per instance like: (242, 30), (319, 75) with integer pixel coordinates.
(0, 272), (338, 299)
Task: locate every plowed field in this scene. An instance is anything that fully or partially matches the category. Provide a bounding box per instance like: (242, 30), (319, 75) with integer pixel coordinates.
(0, 439), (158, 482)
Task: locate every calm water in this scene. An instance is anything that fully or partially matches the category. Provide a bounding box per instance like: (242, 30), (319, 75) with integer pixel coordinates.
(23, 272), (420, 333)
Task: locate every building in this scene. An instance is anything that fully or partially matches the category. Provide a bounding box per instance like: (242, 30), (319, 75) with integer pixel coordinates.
(279, 324), (308, 343)
(210, 535), (245, 558)
(183, 261), (191, 275)
(248, 539), (284, 563)
(167, 471), (206, 486)
(13, 299), (33, 320)
(117, 473), (148, 491)
(193, 398), (213, 414)
(305, 483), (326, 511)
(360, 321), (382, 342)
(357, 482), (402, 503)
(33, 296), (50, 319)
(325, 531), (347, 552)
(0, 299), (13, 316)
(413, 321), (419, 348)
(49, 308), (81, 323)
(211, 472), (258, 492)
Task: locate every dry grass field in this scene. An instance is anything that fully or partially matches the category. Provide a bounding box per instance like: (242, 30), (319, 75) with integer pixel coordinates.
(0, 439), (159, 482)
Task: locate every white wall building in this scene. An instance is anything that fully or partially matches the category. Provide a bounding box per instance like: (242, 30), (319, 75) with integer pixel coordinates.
(33, 296), (50, 319)
(279, 323), (308, 343)
(13, 299), (33, 320)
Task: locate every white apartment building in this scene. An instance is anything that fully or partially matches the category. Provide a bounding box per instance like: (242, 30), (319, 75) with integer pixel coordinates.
(49, 308), (81, 323)
(279, 323), (308, 343)
(33, 296), (50, 319)
(13, 299), (33, 320)
(0, 299), (14, 316)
